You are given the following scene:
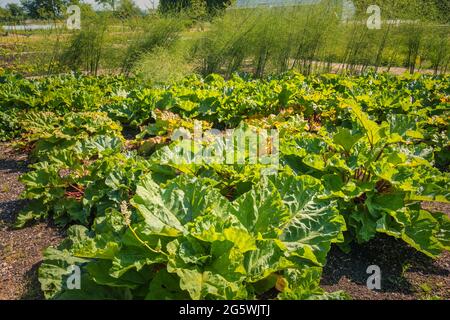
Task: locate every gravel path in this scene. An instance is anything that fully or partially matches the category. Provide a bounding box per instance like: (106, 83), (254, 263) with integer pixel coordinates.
(0, 143), (63, 300)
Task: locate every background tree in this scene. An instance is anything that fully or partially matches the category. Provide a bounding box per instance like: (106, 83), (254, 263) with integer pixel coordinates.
(158, 0), (233, 15)
(0, 4), (26, 22)
(20, 0), (71, 19)
(6, 3), (26, 19)
(0, 7), (11, 22)
(95, 0), (120, 11)
(78, 3), (97, 20)
(432, 0), (449, 23)
(116, 0), (142, 18)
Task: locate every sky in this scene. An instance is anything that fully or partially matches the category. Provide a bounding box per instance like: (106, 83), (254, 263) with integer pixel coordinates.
(0, 0), (160, 10)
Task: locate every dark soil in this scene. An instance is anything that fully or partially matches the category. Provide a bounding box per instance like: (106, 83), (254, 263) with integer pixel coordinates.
(321, 235), (450, 300)
(321, 202), (450, 300)
(0, 141), (449, 300)
(0, 143), (63, 300)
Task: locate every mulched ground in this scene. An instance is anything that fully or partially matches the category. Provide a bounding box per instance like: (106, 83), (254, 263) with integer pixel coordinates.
(321, 236), (450, 300)
(0, 143), (63, 300)
(320, 203), (450, 300)
(0, 141), (448, 300)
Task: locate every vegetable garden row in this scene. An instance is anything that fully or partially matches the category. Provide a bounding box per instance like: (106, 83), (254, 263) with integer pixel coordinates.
(0, 71), (449, 299)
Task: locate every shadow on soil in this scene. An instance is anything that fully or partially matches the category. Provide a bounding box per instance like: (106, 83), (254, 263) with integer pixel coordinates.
(0, 158), (28, 173)
(20, 262), (44, 300)
(0, 199), (28, 226)
(321, 235), (449, 294)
